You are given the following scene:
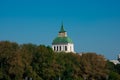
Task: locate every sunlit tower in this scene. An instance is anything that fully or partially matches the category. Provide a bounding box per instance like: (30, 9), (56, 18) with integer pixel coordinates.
(52, 24), (74, 53)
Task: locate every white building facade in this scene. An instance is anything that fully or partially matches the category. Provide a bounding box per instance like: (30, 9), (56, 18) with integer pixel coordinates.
(52, 24), (74, 53)
(110, 54), (120, 65)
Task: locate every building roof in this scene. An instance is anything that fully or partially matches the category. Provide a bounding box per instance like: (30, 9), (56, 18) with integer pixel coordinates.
(52, 37), (73, 44)
(110, 60), (120, 65)
(59, 24), (66, 33)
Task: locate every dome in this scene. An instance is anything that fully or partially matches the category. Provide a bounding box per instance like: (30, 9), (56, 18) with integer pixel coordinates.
(52, 37), (73, 44)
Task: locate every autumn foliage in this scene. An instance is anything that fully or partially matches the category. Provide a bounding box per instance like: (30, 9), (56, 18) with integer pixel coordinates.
(0, 41), (119, 80)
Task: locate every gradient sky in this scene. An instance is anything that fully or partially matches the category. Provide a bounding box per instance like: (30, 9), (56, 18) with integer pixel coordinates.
(0, 0), (120, 59)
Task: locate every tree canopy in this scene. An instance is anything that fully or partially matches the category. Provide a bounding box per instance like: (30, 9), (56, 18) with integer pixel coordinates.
(0, 41), (119, 80)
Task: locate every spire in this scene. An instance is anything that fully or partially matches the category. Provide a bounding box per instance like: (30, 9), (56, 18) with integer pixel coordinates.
(59, 23), (66, 33)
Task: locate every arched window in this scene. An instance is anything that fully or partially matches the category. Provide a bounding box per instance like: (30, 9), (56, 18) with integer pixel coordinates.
(57, 46), (58, 51)
(65, 46), (67, 51)
(60, 46), (61, 51)
(54, 46), (56, 51)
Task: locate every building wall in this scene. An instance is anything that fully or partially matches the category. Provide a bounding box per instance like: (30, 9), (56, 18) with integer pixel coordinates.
(52, 43), (74, 53)
(58, 32), (67, 37)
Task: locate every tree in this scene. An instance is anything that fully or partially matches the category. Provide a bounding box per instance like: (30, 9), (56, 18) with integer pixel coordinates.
(108, 71), (120, 80)
(80, 53), (108, 80)
(32, 45), (55, 80)
(115, 64), (120, 74)
(0, 41), (23, 80)
(0, 41), (111, 80)
(20, 43), (37, 79)
(55, 52), (83, 80)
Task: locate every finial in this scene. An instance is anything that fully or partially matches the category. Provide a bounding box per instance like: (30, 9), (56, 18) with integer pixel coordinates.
(59, 22), (66, 33)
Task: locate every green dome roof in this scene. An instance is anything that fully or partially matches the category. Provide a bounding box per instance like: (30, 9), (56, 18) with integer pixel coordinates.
(52, 37), (73, 44)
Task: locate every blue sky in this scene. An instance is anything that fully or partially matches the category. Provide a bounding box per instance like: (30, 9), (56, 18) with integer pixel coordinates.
(0, 0), (120, 59)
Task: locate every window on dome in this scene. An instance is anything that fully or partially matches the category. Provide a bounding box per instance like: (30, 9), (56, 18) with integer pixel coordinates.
(57, 46), (58, 51)
(65, 46), (67, 51)
(60, 46), (61, 51)
(54, 46), (56, 51)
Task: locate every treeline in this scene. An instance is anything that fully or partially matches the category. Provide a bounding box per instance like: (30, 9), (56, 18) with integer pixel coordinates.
(0, 41), (120, 80)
